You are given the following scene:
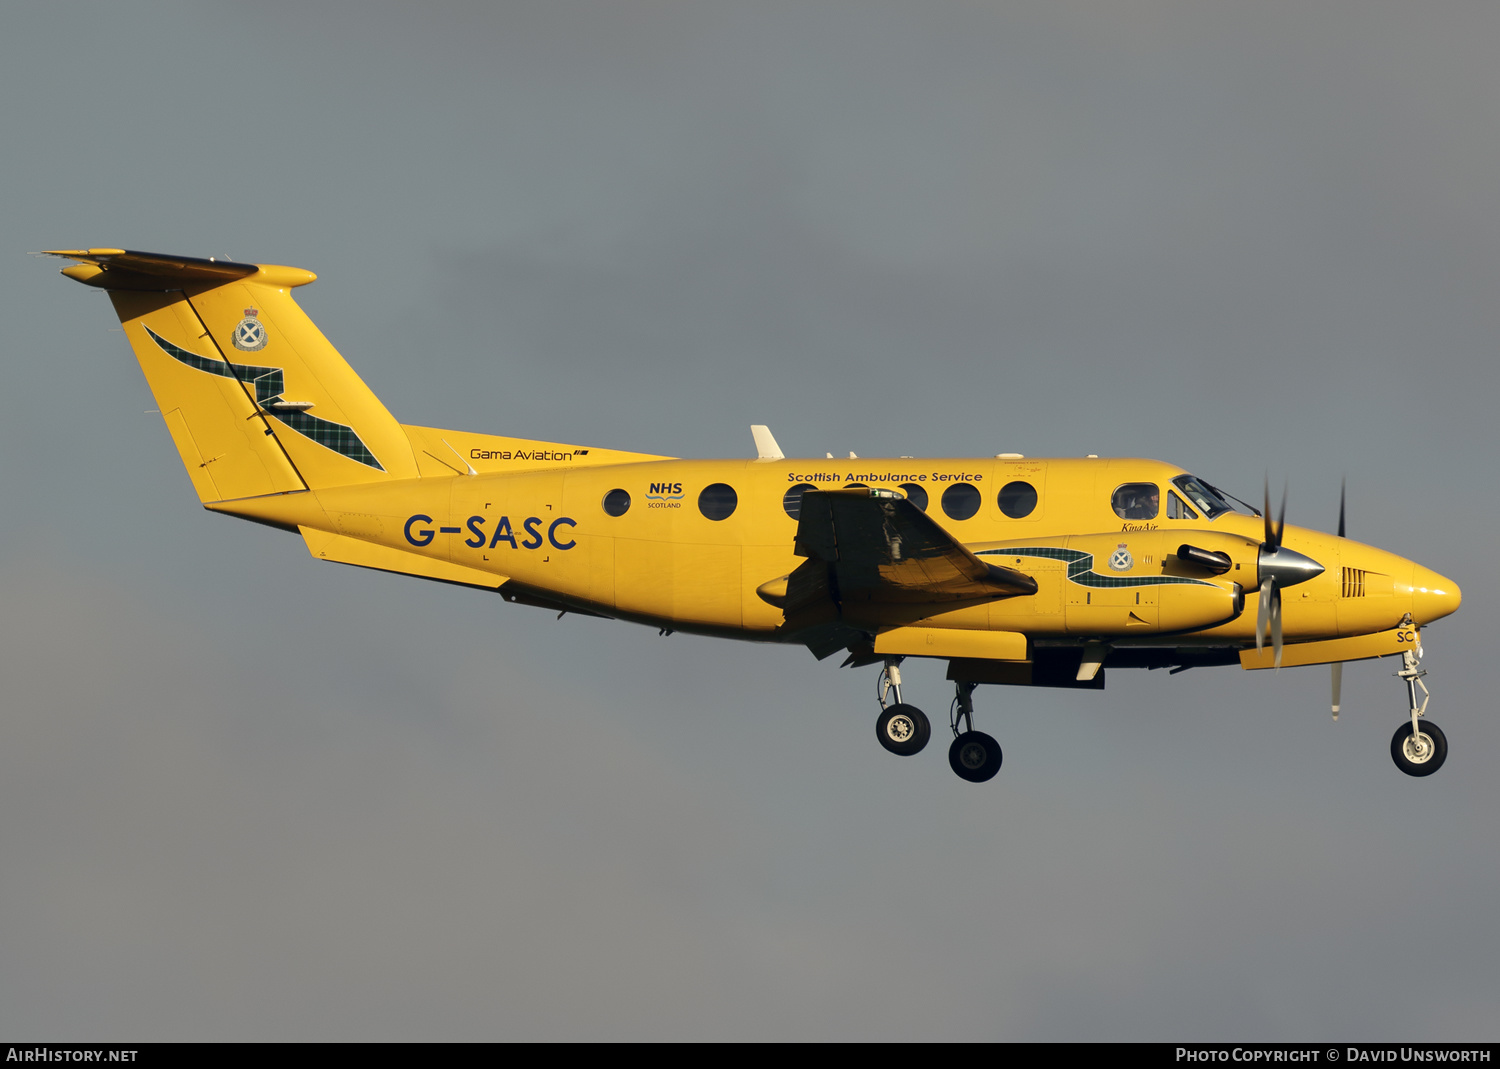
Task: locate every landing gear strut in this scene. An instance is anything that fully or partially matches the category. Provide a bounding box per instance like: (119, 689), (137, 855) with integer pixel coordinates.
(948, 681), (1002, 783)
(875, 658), (930, 756)
(871, 665), (1002, 780)
(1390, 635), (1447, 777)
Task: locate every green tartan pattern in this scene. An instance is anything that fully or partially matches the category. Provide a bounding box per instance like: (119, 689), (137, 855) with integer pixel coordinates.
(978, 546), (1215, 589)
(146, 327), (383, 471)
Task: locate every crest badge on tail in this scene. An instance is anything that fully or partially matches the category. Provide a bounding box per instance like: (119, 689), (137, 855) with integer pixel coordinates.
(232, 307), (268, 352)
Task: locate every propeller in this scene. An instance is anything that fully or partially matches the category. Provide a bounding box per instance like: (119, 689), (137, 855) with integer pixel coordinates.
(1331, 476), (1346, 717)
(1255, 478), (1326, 670)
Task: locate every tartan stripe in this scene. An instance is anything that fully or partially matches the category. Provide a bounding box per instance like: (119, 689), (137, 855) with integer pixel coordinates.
(146, 326), (384, 471)
(978, 547), (1215, 589)
(272, 410), (381, 469)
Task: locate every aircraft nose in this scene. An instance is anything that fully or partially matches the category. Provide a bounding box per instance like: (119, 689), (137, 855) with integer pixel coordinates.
(1408, 565), (1461, 624)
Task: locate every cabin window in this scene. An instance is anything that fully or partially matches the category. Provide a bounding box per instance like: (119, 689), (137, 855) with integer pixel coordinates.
(698, 483), (738, 521)
(782, 483), (816, 520)
(997, 480), (1038, 519)
(899, 482), (928, 512)
(602, 488), (631, 517)
(941, 482), (981, 520)
(1112, 482), (1160, 520)
(1166, 491), (1198, 520)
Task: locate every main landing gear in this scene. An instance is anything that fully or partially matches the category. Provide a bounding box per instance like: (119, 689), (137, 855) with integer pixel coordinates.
(875, 659), (931, 757)
(948, 681), (1002, 783)
(1390, 637), (1447, 777)
(874, 660), (1002, 783)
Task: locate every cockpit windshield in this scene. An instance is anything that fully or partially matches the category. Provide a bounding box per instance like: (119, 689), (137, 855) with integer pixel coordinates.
(1171, 475), (1242, 520)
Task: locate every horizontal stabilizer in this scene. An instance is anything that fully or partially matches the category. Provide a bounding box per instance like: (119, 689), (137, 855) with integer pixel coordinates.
(301, 527), (506, 591)
(43, 248), (311, 290)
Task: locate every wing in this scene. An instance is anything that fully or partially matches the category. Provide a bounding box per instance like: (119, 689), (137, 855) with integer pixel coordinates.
(776, 490), (1036, 651)
(793, 489), (1037, 602)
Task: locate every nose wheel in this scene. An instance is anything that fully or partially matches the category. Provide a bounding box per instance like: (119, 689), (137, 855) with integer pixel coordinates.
(1391, 720), (1447, 777)
(1390, 636), (1448, 777)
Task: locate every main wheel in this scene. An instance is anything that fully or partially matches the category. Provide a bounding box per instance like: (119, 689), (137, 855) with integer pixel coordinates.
(948, 730), (1002, 783)
(1391, 720), (1448, 777)
(877, 704), (931, 756)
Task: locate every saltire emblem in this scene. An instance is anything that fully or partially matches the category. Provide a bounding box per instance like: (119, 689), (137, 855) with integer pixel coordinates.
(145, 326), (384, 471)
(232, 307), (268, 352)
(1109, 544), (1133, 571)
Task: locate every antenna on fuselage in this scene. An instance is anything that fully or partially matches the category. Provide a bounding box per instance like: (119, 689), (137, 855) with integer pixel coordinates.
(751, 425), (784, 461)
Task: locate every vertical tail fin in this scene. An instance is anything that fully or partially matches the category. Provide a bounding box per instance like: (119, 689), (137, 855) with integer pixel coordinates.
(48, 249), (418, 501)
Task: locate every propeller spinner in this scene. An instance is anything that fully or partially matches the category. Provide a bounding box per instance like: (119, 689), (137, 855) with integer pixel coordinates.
(1255, 480), (1325, 669)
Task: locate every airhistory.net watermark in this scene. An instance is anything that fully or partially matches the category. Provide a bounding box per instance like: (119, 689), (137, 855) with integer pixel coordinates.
(6, 1051), (137, 1063)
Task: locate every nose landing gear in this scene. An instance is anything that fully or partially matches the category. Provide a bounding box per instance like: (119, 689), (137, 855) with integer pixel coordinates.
(1390, 637), (1447, 777)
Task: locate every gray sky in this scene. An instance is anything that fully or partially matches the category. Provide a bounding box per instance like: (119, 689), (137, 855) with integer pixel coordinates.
(2, 1), (1497, 1040)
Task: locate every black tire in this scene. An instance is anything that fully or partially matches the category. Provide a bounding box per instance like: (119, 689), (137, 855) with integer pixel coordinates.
(877, 704), (931, 756)
(1391, 720), (1448, 777)
(948, 730), (1002, 783)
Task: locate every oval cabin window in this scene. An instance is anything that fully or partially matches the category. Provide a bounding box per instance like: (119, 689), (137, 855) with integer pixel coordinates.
(782, 483), (816, 520)
(997, 481), (1037, 519)
(602, 488), (631, 516)
(698, 483), (738, 521)
(941, 483), (981, 520)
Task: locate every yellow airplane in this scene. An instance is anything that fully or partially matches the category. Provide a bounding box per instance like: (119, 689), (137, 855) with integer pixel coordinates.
(46, 248), (1462, 782)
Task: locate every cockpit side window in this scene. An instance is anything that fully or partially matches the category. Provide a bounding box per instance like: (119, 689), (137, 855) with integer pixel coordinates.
(1172, 476), (1234, 519)
(1167, 491), (1199, 520)
(1112, 482), (1160, 520)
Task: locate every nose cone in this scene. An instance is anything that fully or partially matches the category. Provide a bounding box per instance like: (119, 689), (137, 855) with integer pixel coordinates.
(1408, 565), (1461, 624)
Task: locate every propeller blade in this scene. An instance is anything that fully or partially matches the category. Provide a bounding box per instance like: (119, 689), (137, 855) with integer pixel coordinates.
(1331, 662), (1342, 719)
(1275, 484), (1287, 549)
(1263, 477), (1277, 549)
(1256, 577), (1273, 654)
(1338, 478), (1346, 538)
(1271, 584), (1283, 669)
